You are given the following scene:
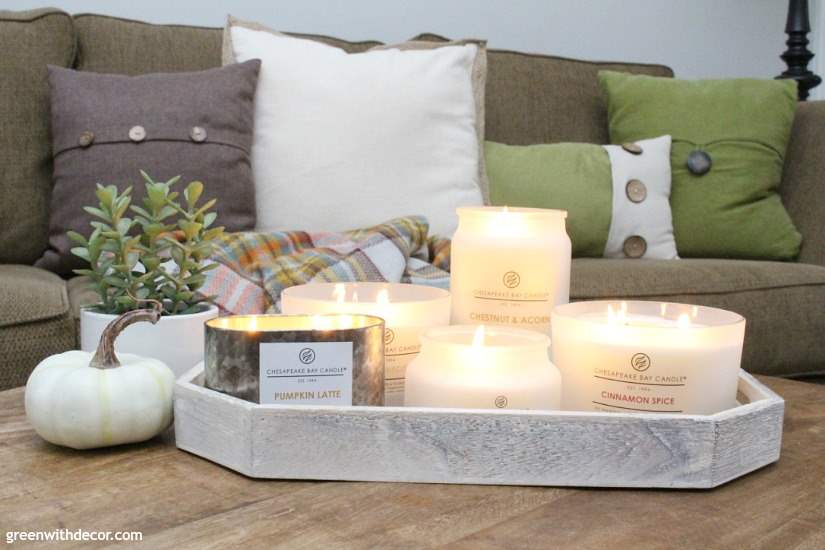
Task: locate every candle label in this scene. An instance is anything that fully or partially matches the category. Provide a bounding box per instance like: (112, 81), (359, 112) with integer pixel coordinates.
(259, 342), (353, 405)
(583, 351), (697, 414)
(464, 264), (554, 333)
(591, 360), (688, 413)
(383, 326), (423, 407)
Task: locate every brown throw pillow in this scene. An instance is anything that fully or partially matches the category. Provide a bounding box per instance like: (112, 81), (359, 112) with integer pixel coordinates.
(37, 59), (261, 275)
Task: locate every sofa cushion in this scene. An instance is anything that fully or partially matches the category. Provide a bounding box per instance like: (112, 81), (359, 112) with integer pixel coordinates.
(67, 275), (97, 320)
(0, 265), (75, 390)
(412, 33), (673, 146)
(73, 14), (381, 74)
(0, 265), (70, 327)
(0, 9), (75, 264)
(73, 14), (222, 74)
(571, 258), (825, 377)
(782, 100), (825, 267)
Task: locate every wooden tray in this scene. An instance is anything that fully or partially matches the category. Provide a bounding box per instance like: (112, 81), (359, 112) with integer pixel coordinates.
(174, 363), (784, 488)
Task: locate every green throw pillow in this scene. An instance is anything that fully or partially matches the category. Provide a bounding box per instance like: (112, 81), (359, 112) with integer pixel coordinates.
(485, 141), (612, 257)
(598, 70), (801, 260)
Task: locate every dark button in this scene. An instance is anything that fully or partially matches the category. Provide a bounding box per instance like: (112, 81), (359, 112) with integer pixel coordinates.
(687, 149), (712, 175)
(623, 235), (647, 258)
(625, 179), (647, 203)
(128, 125), (146, 142)
(190, 126), (207, 142)
(621, 142), (643, 155)
(78, 131), (95, 148)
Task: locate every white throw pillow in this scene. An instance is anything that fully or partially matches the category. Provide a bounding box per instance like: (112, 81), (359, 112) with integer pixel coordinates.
(602, 135), (678, 260)
(224, 17), (487, 237)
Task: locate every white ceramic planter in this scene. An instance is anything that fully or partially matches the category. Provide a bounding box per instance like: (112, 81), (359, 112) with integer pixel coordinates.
(81, 305), (219, 377)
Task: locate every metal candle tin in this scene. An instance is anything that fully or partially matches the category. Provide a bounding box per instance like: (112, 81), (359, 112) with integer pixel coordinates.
(205, 314), (385, 406)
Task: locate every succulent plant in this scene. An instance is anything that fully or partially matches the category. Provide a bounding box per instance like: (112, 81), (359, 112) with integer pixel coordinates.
(69, 171), (224, 316)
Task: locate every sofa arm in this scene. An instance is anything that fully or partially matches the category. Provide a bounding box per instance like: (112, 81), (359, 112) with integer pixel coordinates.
(782, 100), (825, 266)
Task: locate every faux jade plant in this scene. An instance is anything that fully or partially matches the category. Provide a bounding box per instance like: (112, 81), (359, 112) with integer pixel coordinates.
(69, 171), (224, 316)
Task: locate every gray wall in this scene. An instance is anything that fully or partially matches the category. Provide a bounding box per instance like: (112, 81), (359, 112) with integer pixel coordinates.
(6, 0), (790, 80)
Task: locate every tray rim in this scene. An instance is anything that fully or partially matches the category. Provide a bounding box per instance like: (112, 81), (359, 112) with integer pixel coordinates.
(174, 363), (785, 488)
(176, 362), (783, 421)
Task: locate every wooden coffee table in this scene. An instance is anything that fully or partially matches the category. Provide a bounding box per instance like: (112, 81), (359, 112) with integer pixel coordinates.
(2, 376), (824, 549)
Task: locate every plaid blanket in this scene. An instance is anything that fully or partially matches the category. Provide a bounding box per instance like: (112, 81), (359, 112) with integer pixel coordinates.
(201, 216), (451, 314)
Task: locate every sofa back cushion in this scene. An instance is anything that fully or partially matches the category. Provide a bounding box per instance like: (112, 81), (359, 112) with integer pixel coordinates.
(73, 14), (222, 74)
(73, 14), (382, 75)
(0, 9), (75, 265)
(412, 34), (673, 145)
(72, 19), (672, 147)
(781, 101), (825, 267)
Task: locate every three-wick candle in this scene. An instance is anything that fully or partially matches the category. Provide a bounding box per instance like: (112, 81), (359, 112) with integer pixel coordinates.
(551, 301), (745, 414)
(281, 282), (451, 405)
(205, 314), (385, 406)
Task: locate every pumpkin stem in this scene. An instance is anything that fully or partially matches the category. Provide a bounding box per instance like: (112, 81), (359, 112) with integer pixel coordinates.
(89, 303), (162, 369)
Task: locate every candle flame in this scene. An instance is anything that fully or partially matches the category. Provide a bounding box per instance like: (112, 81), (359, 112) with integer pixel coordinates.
(352, 290), (359, 303)
(247, 315), (258, 333)
(677, 313), (691, 329)
(660, 303), (667, 317)
(691, 305), (699, 318)
(333, 283), (346, 304)
(376, 288), (390, 305)
(607, 302), (628, 326)
(311, 314), (326, 330)
(472, 325), (486, 347)
(312, 314), (355, 331)
(491, 205), (529, 237)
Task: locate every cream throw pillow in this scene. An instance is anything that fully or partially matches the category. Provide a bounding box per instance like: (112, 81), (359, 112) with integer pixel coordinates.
(603, 135), (678, 259)
(224, 17), (487, 237)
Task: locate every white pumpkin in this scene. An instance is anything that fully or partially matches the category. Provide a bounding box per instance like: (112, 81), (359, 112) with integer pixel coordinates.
(25, 307), (175, 450)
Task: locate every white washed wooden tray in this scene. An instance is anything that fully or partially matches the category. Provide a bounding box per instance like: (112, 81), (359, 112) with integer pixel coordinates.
(174, 363), (784, 489)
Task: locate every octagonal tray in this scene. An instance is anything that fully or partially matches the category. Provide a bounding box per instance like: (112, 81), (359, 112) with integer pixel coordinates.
(173, 363), (784, 488)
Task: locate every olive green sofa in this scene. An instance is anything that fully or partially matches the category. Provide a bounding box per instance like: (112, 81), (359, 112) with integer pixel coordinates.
(2, 8), (824, 390)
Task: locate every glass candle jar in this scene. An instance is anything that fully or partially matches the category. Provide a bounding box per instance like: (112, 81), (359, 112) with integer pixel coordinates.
(551, 301), (746, 414)
(205, 314), (384, 406)
(450, 207), (571, 335)
(404, 325), (561, 410)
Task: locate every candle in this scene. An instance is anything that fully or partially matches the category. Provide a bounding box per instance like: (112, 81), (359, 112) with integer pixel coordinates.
(551, 301), (745, 414)
(450, 206), (571, 335)
(282, 282), (451, 405)
(205, 314), (384, 406)
(404, 325), (561, 410)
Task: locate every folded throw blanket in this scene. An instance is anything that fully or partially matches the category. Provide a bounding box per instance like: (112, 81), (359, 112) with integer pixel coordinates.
(201, 216), (451, 314)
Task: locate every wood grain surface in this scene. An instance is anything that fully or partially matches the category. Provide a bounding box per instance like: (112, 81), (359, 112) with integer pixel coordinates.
(174, 365), (783, 488)
(1, 376), (824, 549)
